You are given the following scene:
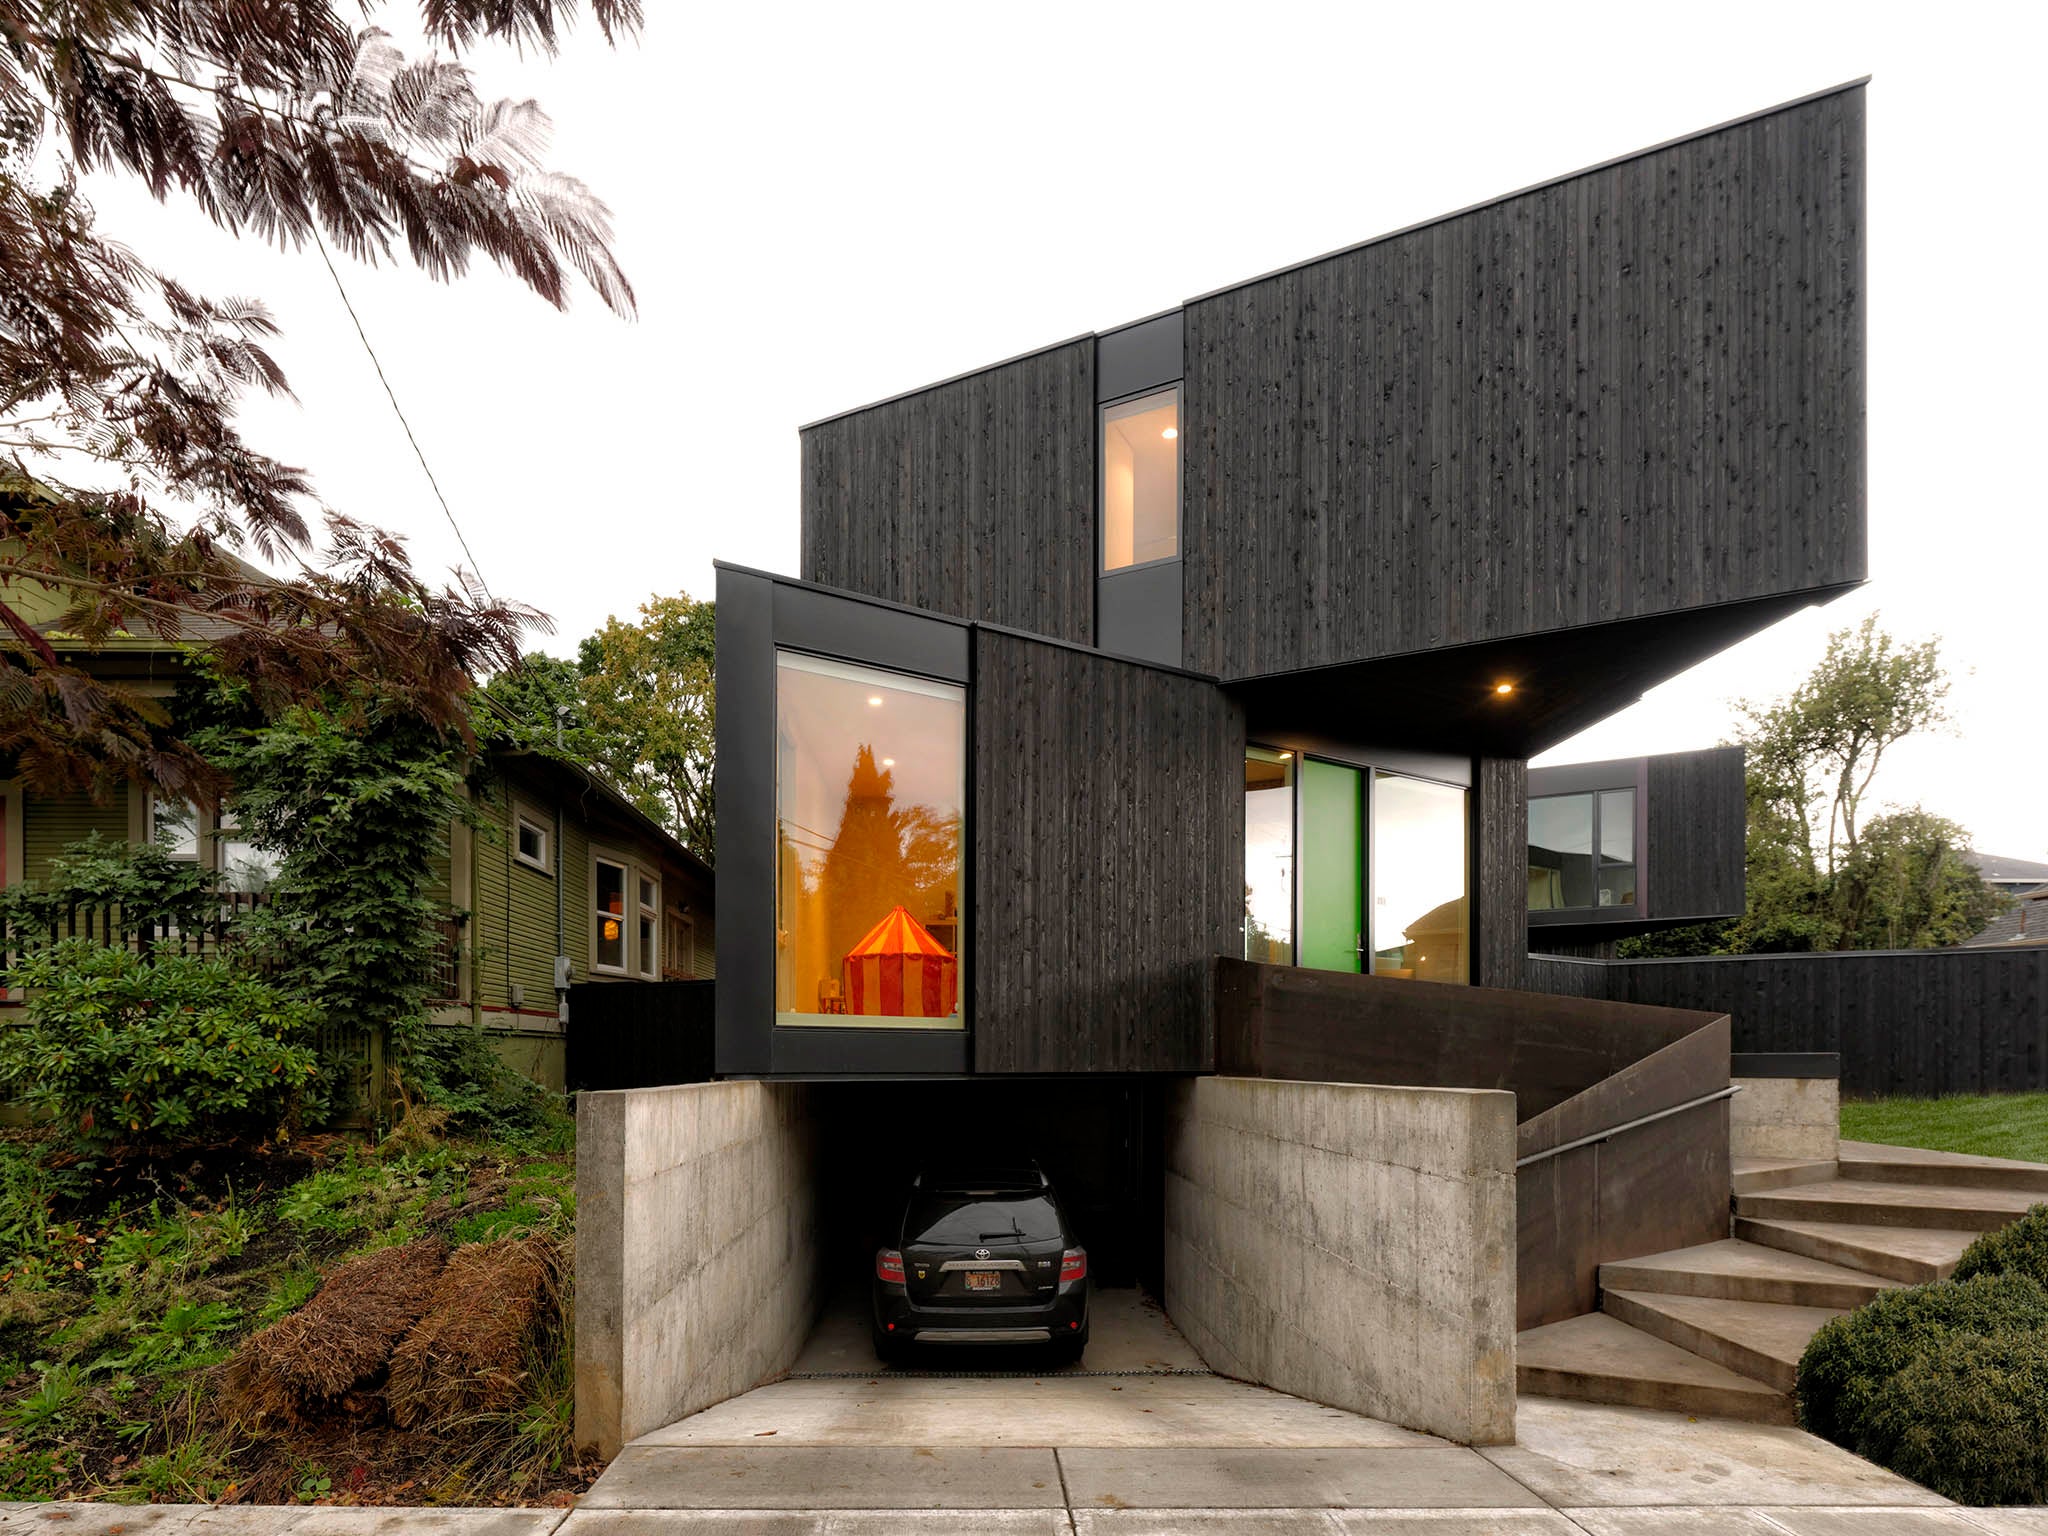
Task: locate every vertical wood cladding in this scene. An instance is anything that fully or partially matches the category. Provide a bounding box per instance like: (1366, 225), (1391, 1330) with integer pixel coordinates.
(801, 341), (1097, 644)
(1526, 950), (2048, 1099)
(972, 631), (1242, 1072)
(1646, 746), (1747, 921)
(1476, 757), (1528, 989)
(1182, 86), (1866, 677)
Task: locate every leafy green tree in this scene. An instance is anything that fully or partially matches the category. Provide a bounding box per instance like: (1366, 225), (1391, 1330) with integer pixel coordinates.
(574, 594), (716, 863)
(0, 2), (637, 806)
(194, 687), (470, 1117)
(476, 652), (592, 757)
(1619, 615), (1999, 956)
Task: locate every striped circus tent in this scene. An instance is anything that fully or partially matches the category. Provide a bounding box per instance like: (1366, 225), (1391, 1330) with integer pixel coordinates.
(844, 905), (958, 1019)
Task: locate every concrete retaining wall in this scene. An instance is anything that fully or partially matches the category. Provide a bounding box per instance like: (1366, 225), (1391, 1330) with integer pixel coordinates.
(1731, 1075), (1839, 1163)
(1164, 1075), (1517, 1446)
(574, 1080), (819, 1458)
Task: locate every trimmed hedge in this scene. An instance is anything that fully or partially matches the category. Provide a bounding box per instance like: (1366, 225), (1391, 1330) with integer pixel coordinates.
(1855, 1330), (2048, 1505)
(1952, 1204), (2048, 1289)
(1795, 1271), (2048, 1445)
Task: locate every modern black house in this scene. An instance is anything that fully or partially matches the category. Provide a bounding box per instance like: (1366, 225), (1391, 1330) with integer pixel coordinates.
(717, 79), (1863, 1080)
(581, 79), (1874, 1451)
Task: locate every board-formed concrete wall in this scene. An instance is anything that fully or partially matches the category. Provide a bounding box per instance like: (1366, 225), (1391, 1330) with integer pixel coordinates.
(575, 1080), (819, 1458)
(1731, 1075), (1839, 1163)
(1164, 1075), (1517, 1446)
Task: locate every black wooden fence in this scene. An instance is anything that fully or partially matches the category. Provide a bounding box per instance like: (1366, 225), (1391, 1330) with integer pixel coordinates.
(564, 979), (715, 1092)
(1526, 947), (2048, 1098)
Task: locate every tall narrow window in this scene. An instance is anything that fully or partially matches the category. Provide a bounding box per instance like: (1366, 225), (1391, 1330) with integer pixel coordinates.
(1527, 793), (1594, 910)
(1371, 773), (1468, 983)
(1243, 748), (1295, 965)
(151, 796), (201, 862)
(775, 652), (966, 1028)
(1100, 387), (1180, 571)
(637, 874), (660, 977)
(594, 857), (627, 972)
(1597, 788), (1637, 908)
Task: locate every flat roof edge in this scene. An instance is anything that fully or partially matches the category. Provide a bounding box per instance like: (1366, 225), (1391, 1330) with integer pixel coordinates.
(797, 331), (1097, 434)
(1183, 76), (1871, 306)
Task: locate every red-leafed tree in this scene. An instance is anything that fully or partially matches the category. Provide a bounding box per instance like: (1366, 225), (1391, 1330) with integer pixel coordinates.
(0, 1), (641, 803)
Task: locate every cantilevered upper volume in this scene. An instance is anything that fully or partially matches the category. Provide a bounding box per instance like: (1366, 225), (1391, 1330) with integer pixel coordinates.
(798, 81), (1866, 752)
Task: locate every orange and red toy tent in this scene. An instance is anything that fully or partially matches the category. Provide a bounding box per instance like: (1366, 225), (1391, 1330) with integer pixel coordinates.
(844, 905), (958, 1019)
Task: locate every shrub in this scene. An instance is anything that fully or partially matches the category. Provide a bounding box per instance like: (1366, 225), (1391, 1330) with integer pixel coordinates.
(1797, 1272), (2048, 1446)
(399, 1024), (559, 1142)
(1952, 1204), (2048, 1289)
(1854, 1329), (2048, 1505)
(0, 940), (319, 1151)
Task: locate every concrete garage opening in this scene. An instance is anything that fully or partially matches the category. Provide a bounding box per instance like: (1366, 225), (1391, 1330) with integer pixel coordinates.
(800, 1075), (1171, 1374)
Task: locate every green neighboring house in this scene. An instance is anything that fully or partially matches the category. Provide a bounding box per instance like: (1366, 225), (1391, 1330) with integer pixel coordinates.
(2, 585), (713, 1092)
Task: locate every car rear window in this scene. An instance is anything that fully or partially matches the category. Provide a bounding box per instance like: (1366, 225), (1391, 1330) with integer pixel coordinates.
(905, 1193), (1063, 1246)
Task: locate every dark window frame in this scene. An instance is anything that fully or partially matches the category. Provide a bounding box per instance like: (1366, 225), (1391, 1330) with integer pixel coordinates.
(1526, 784), (1643, 920)
(1096, 383), (1183, 578)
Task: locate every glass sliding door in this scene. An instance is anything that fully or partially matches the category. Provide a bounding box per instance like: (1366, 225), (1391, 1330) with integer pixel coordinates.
(1298, 758), (1364, 973)
(1370, 772), (1468, 983)
(1243, 748), (1296, 965)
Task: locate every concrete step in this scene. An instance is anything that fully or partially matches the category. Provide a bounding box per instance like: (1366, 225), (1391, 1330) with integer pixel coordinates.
(1734, 1177), (2040, 1232)
(1838, 1139), (2048, 1194)
(1734, 1216), (1978, 1285)
(1601, 1289), (1844, 1393)
(1599, 1238), (1899, 1310)
(1515, 1310), (1797, 1426)
(1731, 1157), (1838, 1195)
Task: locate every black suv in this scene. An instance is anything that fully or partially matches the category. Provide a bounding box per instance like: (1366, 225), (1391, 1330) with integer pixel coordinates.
(871, 1165), (1089, 1363)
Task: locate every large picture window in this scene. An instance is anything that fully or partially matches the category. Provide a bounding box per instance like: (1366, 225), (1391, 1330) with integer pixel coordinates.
(1371, 772), (1468, 983)
(1100, 386), (1180, 572)
(774, 652), (966, 1029)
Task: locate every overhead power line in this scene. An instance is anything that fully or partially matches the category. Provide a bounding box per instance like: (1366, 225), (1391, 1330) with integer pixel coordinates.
(310, 227), (495, 602)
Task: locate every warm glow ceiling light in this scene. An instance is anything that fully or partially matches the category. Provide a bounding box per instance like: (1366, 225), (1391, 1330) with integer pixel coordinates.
(1161, 426), (1179, 440)
(882, 757), (896, 767)
(1493, 682), (1515, 697)
(867, 695), (884, 706)
(1277, 751), (1293, 759)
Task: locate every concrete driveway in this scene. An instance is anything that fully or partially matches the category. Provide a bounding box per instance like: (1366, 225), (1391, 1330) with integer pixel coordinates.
(7, 1292), (2040, 1533)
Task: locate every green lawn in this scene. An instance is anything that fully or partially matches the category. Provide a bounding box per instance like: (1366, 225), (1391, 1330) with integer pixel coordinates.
(1841, 1093), (2048, 1165)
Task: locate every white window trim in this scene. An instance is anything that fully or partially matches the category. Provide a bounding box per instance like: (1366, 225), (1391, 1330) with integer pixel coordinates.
(513, 805), (552, 874)
(636, 873), (660, 978)
(591, 851), (632, 976)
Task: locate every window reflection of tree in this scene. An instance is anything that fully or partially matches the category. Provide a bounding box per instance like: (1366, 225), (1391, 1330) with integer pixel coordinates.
(778, 744), (962, 1011)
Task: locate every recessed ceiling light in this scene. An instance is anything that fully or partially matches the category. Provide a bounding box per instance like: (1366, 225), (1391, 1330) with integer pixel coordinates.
(867, 695), (884, 706)
(881, 757), (896, 767)
(1162, 426), (1179, 440)
(1493, 682), (1515, 697)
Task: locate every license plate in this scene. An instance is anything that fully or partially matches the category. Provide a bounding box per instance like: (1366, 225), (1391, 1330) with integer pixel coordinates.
(964, 1270), (1001, 1291)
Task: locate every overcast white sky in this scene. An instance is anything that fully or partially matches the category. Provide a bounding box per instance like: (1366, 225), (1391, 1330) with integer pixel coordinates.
(81, 0), (2048, 858)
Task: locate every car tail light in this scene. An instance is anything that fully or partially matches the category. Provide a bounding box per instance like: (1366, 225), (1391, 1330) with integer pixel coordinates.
(876, 1249), (905, 1283)
(1060, 1247), (1087, 1283)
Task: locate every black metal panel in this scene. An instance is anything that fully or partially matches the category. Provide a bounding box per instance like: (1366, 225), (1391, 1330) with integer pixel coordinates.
(972, 629), (1243, 1073)
(1527, 950), (2048, 1098)
(714, 567), (776, 1076)
(713, 566), (976, 1078)
(1097, 311), (1183, 402)
(1182, 84), (1866, 680)
(567, 980), (715, 1091)
(799, 339), (1096, 644)
(1096, 560), (1183, 668)
(1646, 746), (1747, 922)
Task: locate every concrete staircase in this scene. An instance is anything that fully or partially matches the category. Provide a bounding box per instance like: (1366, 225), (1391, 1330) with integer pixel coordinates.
(1516, 1141), (2048, 1424)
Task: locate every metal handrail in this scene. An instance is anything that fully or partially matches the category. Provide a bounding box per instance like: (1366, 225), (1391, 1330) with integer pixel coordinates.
(1514, 1085), (1744, 1170)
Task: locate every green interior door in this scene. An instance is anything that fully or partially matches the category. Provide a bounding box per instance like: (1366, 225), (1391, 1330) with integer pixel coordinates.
(1298, 759), (1364, 972)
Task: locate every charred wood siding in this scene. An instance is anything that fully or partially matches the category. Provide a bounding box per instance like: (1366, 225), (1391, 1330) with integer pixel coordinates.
(1526, 949), (2048, 1097)
(1182, 86), (1865, 678)
(800, 341), (1097, 644)
(1477, 756), (1528, 988)
(971, 630), (1242, 1072)
(1646, 746), (1746, 920)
